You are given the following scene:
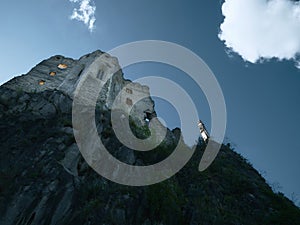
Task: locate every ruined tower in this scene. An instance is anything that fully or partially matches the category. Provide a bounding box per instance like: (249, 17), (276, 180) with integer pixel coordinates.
(3, 50), (156, 125)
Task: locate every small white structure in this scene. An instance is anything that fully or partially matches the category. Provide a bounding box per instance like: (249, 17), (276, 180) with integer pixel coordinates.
(198, 120), (209, 143)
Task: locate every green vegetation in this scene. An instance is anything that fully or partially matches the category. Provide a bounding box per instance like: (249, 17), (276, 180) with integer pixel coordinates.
(145, 179), (186, 225)
(129, 115), (151, 139)
(1, 88), (300, 224)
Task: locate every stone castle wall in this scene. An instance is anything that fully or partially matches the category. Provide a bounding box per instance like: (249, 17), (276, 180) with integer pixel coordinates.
(3, 50), (156, 124)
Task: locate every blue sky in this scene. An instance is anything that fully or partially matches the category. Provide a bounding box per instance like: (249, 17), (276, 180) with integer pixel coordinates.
(0, 0), (300, 205)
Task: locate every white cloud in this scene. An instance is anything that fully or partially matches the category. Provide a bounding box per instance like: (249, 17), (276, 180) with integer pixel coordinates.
(69, 0), (96, 32)
(296, 60), (300, 69)
(219, 0), (300, 68)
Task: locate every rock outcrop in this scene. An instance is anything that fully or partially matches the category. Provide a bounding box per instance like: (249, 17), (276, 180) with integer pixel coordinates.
(0, 51), (300, 225)
(3, 50), (155, 125)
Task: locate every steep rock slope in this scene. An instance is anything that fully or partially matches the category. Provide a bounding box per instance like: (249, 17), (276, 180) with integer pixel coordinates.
(0, 51), (299, 225)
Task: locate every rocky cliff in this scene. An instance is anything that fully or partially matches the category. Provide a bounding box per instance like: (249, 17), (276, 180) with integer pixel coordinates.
(0, 51), (300, 225)
(2, 50), (156, 125)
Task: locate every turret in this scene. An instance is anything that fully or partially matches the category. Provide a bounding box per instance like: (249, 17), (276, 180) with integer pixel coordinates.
(198, 120), (209, 143)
